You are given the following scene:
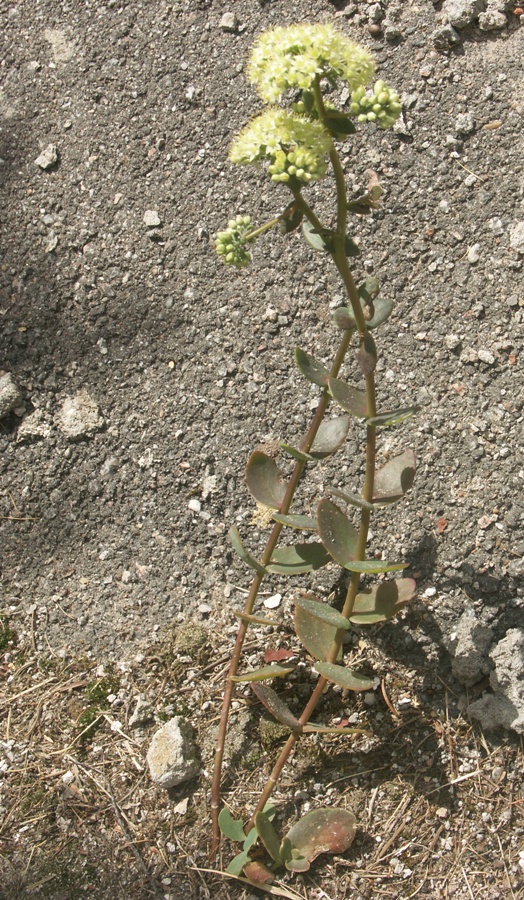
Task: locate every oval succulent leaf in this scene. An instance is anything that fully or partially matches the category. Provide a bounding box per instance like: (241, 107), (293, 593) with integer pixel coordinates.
(315, 662), (377, 692)
(226, 849), (252, 876)
(329, 488), (374, 512)
(228, 526), (268, 576)
(279, 441), (315, 462)
(294, 598), (343, 661)
(332, 306), (356, 331)
(285, 808), (357, 865)
(366, 406), (420, 428)
(365, 296), (394, 330)
(317, 499), (358, 567)
(302, 219), (332, 252)
(328, 378), (367, 417)
(310, 417), (350, 459)
(267, 542), (331, 575)
(272, 513), (317, 530)
(219, 808), (247, 843)
(323, 112), (356, 137)
(344, 559), (405, 574)
(293, 592), (350, 630)
(357, 332), (377, 376)
(358, 276), (381, 304)
(245, 451), (287, 510)
(251, 683), (302, 730)
(350, 577), (417, 624)
(373, 450), (416, 505)
(230, 664), (294, 683)
(294, 348), (329, 387)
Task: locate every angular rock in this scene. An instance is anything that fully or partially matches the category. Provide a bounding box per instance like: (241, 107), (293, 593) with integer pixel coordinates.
(442, 0), (486, 28)
(478, 9), (507, 30)
(431, 24), (462, 48)
(0, 373), (23, 418)
(34, 144), (59, 169)
(219, 12), (238, 32)
(129, 697), (154, 728)
(16, 409), (52, 442)
(454, 112), (475, 136)
(147, 717), (199, 788)
(56, 390), (104, 440)
(450, 610), (494, 687)
(468, 629), (524, 733)
(143, 209), (161, 227)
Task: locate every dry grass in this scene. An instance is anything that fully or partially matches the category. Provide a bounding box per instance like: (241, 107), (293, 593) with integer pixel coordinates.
(1, 617), (523, 900)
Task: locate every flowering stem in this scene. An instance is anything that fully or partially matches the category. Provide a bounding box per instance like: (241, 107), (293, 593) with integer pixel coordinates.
(244, 204), (299, 242)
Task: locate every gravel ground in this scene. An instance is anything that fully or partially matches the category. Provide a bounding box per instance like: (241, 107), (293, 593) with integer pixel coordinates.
(1, 1), (524, 898)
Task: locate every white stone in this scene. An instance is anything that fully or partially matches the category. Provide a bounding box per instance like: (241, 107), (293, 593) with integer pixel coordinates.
(147, 717), (199, 788)
(509, 221), (524, 254)
(16, 409), (52, 442)
(34, 144), (59, 169)
(443, 0), (486, 28)
(0, 373), (23, 418)
(56, 390), (104, 440)
(219, 12), (238, 32)
(478, 9), (507, 30)
(467, 243), (481, 264)
(468, 629), (524, 733)
(143, 209), (161, 227)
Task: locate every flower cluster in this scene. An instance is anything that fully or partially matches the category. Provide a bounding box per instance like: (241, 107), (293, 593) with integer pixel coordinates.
(248, 24), (375, 103)
(349, 80), (402, 129)
(215, 215), (252, 268)
(229, 109), (332, 185)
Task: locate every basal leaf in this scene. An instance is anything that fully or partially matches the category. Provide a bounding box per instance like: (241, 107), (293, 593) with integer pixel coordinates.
(286, 808), (357, 866)
(373, 450), (416, 505)
(294, 348), (329, 387)
(272, 513), (317, 530)
(219, 808), (247, 843)
(310, 417), (350, 459)
(243, 860), (275, 885)
(228, 526), (268, 576)
(267, 542), (331, 575)
(328, 378), (367, 417)
(315, 662), (377, 691)
(251, 683), (302, 730)
(245, 451), (287, 510)
(350, 577), (417, 624)
(293, 592), (350, 630)
(226, 849), (252, 876)
(366, 406), (420, 428)
(230, 664), (294, 683)
(317, 499), (358, 567)
(255, 812), (282, 864)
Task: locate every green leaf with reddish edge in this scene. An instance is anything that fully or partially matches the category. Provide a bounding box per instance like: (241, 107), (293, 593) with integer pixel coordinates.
(245, 451), (287, 510)
(279, 201), (303, 234)
(272, 512), (317, 530)
(294, 348), (329, 387)
(329, 487), (374, 512)
(366, 407), (420, 428)
(344, 559), (405, 574)
(373, 450), (416, 506)
(328, 378), (367, 417)
(310, 416), (350, 459)
(332, 307), (356, 331)
(285, 808), (357, 872)
(226, 849), (252, 876)
(317, 499), (358, 567)
(234, 611), (280, 626)
(219, 808), (247, 842)
(255, 812), (283, 865)
(243, 860), (275, 885)
(350, 578), (417, 624)
(302, 723), (368, 734)
(294, 599), (343, 662)
(267, 542), (331, 575)
(323, 112), (356, 137)
(357, 332), (377, 376)
(293, 593), (350, 630)
(315, 662), (377, 691)
(251, 683), (302, 730)
(301, 219), (333, 252)
(230, 664), (294, 683)
(228, 526), (267, 576)
(278, 441), (315, 462)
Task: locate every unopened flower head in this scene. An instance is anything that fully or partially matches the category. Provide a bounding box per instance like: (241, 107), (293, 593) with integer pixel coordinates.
(248, 24), (375, 103)
(215, 215), (252, 268)
(350, 80), (402, 129)
(229, 109), (332, 185)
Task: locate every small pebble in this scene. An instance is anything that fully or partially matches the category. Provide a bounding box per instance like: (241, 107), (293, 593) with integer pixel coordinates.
(220, 11), (238, 32)
(188, 498), (201, 512)
(34, 144), (59, 169)
(143, 209), (161, 227)
(467, 244), (481, 264)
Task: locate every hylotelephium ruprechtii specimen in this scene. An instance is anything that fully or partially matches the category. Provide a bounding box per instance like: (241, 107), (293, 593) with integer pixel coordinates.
(211, 23), (418, 884)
